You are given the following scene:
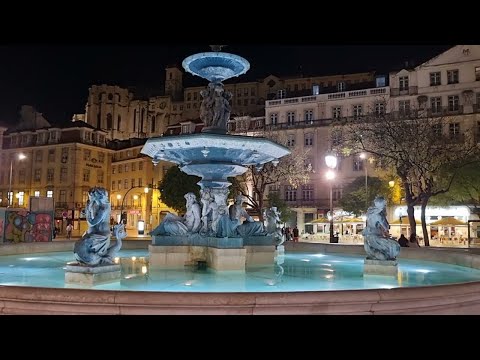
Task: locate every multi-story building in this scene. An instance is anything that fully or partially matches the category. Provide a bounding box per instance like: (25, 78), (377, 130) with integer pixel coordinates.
(229, 45), (480, 237)
(80, 66), (375, 141)
(0, 106), (174, 236)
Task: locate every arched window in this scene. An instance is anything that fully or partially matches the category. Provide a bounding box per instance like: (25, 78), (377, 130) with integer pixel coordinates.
(98, 93), (102, 101)
(140, 108), (145, 132)
(117, 93), (121, 102)
(151, 115), (156, 132)
(117, 115), (121, 131)
(108, 93), (113, 101)
(106, 113), (112, 129)
(96, 112), (101, 129)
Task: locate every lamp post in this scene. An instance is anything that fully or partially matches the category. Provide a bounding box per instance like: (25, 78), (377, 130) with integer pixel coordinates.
(8, 153), (26, 207)
(360, 153), (368, 211)
(325, 152), (338, 243)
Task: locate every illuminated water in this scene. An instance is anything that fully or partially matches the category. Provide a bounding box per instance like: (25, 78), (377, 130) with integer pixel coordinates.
(1, 250), (480, 292)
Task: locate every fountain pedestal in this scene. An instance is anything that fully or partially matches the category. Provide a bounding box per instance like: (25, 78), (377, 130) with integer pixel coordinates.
(65, 262), (121, 286)
(363, 259), (398, 277)
(149, 235), (276, 271)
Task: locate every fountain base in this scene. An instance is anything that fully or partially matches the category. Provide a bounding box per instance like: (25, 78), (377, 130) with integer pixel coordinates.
(363, 259), (398, 277)
(149, 237), (276, 271)
(64, 262), (121, 286)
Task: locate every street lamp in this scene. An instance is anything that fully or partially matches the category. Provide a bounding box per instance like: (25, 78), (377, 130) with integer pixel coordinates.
(8, 153), (26, 207)
(359, 153), (368, 211)
(325, 152), (337, 243)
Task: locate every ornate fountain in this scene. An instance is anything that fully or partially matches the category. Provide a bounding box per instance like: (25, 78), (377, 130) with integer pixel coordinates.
(141, 46), (290, 271)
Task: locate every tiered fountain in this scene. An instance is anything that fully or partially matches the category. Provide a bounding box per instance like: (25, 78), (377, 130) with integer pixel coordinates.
(140, 46), (290, 271)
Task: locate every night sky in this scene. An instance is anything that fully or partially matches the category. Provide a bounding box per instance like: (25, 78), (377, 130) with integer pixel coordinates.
(0, 44), (452, 127)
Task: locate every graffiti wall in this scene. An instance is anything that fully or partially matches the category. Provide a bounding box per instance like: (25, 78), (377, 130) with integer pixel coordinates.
(1, 209), (54, 243)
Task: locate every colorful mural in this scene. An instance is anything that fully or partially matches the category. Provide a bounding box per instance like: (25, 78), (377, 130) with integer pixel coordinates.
(2, 209), (54, 243)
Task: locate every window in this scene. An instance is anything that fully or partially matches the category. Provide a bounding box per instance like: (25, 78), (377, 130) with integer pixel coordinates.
(269, 184), (280, 196)
(333, 106), (342, 119)
(449, 123), (460, 138)
(131, 162), (136, 171)
(353, 156), (364, 171)
(287, 112), (296, 125)
(97, 170), (104, 183)
(304, 133), (314, 146)
(187, 93), (191, 101)
(447, 70), (459, 84)
(251, 88), (256, 96)
(337, 82), (346, 92)
(82, 191), (88, 203)
(285, 186), (297, 201)
(332, 187), (342, 201)
(304, 109), (313, 123)
(287, 134), (295, 147)
(302, 184), (313, 201)
(34, 191), (40, 197)
(312, 85), (319, 95)
(48, 149), (55, 162)
(118, 165), (123, 173)
(118, 180), (122, 190)
(59, 190), (66, 204)
(112, 181), (116, 190)
(399, 100), (411, 117)
(131, 178), (135, 188)
(476, 67), (480, 81)
(60, 167), (67, 182)
(430, 72), (441, 86)
(448, 95), (459, 112)
(139, 162), (143, 170)
(98, 152), (104, 164)
(151, 115), (156, 132)
(399, 76), (409, 91)
(277, 89), (286, 99)
(270, 113), (278, 125)
(374, 102), (385, 116)
(47, 190), (53, 198)
(125, 164), (129, 172)
(112, 166), (116, 174)
(47, 169), (54, 182)
(35, 150), (42, 162)
(106, 113), (112, 129)
(49, 131), (57, 141)
(243, 99), (248, 106)
(432, 123), (442, 136)
(429, 97), (442, 114)
(7, 191), (12, 205)
(353, 105), (363, 118)
(83, 169), (90, 182)
(34, 169), (41, 182)
(138, 178), (142, 187)
(124, 179), (128, 189)
(83, 150), (91, 161)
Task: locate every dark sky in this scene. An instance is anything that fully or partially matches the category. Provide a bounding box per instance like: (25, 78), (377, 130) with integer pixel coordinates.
(0, 44), (452, 127)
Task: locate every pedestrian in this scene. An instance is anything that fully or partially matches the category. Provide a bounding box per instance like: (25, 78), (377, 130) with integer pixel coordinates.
(293, 226), (299, 242)
(66, 223), (73, 240)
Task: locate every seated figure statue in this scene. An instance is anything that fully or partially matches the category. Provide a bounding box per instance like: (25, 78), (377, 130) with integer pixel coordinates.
(362, 196), (400, 261)
(229, 195), (265, 237)
(264, 206), (284, 246)
(150, 192), (201, 236)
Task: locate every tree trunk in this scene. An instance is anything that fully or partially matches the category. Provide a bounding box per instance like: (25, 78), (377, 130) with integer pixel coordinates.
(420, 196), (430, 247)
(258, 196), (264, 222)
(407, 204), (416, 237)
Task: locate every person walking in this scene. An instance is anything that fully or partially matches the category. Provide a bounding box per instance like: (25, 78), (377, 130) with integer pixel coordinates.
(293, 226), (299, 242)
(66, 223), (73, 240)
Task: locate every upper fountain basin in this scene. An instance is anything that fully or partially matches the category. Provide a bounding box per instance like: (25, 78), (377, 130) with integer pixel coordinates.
(182, 52), (250, 82)
(140, 133), (290, 167)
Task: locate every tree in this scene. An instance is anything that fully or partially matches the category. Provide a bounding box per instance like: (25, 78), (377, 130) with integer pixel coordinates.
(230, 131), (313, 221)
(158, 166), (201, 214)
(331, 107), (480, 246)
(430, 162), (480, 215)
(339, 176), (394, 216)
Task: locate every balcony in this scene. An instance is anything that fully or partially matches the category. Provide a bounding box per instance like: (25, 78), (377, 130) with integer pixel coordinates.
(266, 87), (389, 107)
